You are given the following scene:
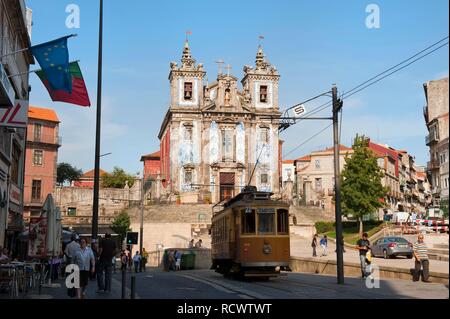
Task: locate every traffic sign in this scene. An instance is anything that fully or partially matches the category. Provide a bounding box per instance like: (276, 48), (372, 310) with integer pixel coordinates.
(292, 104), (306, 118)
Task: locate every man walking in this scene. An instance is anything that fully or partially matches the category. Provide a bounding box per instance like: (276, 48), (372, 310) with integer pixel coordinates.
(97, 233), (117, 293)
(320, 235), (328, 256)
(356, 233), (370, 278)
(413, 234), (431, 283)
(311, 234), (318, 257)
(133, 251), (141, 273)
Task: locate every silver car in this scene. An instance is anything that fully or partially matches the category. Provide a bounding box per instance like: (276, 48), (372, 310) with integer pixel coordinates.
(371, 236), (413, 259)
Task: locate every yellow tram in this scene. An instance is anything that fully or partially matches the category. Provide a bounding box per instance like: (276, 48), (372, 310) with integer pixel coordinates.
(211, 186), (291, 278)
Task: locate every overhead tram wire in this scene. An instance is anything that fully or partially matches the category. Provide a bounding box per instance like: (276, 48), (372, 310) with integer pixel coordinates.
(283, 123), (333, 158)
(278, 35), (449, 123)
(342, 41), (449, 100)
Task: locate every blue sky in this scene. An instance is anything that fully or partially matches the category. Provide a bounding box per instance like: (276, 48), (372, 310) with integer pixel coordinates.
(26, 0), (449, 174)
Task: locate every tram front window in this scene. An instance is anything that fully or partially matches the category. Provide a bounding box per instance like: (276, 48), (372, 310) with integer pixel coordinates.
(277, 209), (289, 234)
(257, 208), (275, 234)
(241, 209), (256, 234)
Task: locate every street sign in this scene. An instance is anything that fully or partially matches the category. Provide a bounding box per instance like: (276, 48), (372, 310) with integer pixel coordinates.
(126, 231), (138, 245)
(0, 99), (29, 128)
(292, 104), (306, 118)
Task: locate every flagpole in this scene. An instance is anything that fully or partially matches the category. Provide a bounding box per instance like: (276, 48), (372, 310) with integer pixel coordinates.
(0, 34), (78, 59)
(92, 0), (103, 243)
(7, 60), (81, 78)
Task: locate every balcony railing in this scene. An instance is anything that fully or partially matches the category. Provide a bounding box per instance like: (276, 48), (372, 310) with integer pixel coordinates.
(427, 159), (440, 171)
(28, 134), (61, 145)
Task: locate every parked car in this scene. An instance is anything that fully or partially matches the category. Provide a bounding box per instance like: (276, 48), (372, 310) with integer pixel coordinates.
(371, 236), (413, 259)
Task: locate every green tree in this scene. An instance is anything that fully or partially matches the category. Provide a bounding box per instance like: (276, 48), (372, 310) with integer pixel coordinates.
(57, 163), (83, 185)
(101, 167), (136, 188)
(341, 135), (387, 236)
(110, 211), (131, 244)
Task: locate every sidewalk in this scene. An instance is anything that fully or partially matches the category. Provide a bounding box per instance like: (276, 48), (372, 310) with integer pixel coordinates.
(23, 270), (141, 300)
(291, 236), (449, 274)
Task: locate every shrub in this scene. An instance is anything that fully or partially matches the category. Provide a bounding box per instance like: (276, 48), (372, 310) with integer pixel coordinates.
(315, 221), (334, 234)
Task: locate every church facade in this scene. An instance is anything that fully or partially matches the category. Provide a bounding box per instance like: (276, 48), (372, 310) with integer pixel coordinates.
(158, 41), (282, 203)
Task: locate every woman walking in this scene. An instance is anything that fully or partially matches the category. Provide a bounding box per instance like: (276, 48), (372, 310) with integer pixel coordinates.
(73, 238), (95, 299)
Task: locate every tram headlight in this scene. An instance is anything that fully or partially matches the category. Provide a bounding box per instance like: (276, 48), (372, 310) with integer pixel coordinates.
(275, 266), (280, 272)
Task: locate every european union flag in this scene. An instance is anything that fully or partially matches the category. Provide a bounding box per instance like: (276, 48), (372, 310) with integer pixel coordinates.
(30, 36), (72, 93)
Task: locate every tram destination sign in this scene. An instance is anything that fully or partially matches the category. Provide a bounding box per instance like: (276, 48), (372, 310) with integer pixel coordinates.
(257, 208), (275, 214)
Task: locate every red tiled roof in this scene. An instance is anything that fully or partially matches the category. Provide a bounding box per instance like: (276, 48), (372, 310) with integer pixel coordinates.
(28, 106), (59, 123)
(82, 169), (108, 179)
(140, 150), (161, 161)
(296, 155), (311, 162)
(282, 160), (295, 164)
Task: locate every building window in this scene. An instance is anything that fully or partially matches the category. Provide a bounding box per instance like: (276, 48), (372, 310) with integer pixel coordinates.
(440, 152), (447, 165)
(34, 123), (42, 142)
(11, 145), (20, 184)
(444, 177), (449, 189)
(315, 159), (320, 169)
(260, 127), (269, 144)
(222, 130), (233, 160)
(261, 173), (268, 184)
(184, 82), (193, 100)
(33, 150), (43, 165)
(67, 207), (77, 216)
(315, 178), (322, 191)
(31, 180), (42, 201)
(259, 85), (268, 103)
(184, 126), (193, 141)
(184, 170), (192, 184)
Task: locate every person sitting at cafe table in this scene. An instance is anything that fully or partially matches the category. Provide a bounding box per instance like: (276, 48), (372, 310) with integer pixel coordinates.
(0, 247), (10, 264)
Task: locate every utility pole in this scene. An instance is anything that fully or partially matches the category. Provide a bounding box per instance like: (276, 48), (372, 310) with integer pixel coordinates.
(92, 0), (103, 242)
(332, 85), (344, 284)
(139, 172), (144, 256)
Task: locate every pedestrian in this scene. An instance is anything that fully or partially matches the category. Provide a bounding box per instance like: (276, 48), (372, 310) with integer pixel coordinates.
(112, 255), (117, 273)
(97, 233), (117, 293)
(133, 251), (141, 273)
(311, 234), (318, 257)
(188, 239), (194, 248)
(320, 235), (328, 256)
(141, 248), (149, 272)
(356, 232), (371, 279)
(411, 211), (417, 226)
(64, 234), (80, 265)
(120, 251), (128, 272)
(175, 250), (183, 271)
(195, 239), (203, 248)
(73, 238), (95, 299)
(163, 250), (169, 272)
(168, 250), (175, 271)
(90, 242), (99, 281)
(413, 234), (431, 283)
(0, 246), (10, 264)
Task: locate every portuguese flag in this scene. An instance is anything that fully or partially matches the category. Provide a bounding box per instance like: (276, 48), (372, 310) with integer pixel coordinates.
(36, 62), (91, 107)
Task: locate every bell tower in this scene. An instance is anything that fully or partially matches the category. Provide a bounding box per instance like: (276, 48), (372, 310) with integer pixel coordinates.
(168, 40), (206, 109)
(241, 45), (280, 110)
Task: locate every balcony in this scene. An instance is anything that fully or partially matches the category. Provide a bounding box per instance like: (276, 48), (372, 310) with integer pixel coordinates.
(27, 134), (62, 146)
(427, 159), (440, 171)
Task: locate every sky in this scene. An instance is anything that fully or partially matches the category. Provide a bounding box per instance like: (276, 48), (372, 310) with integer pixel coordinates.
(26, 0), (449, 174)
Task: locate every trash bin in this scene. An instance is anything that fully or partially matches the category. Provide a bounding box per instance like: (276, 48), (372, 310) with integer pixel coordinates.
(181, 251), (196, 270)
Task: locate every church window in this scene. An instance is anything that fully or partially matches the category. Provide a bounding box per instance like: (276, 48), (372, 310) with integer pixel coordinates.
(260, 85), (268, 103)
(184, 82), (193, 100)
(222, 129), (233, 160)
(260, 127), (269, 144)
(184, 170), (193, 184)
(261, 173), (268, 184)
(184, 126), (193, 141)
